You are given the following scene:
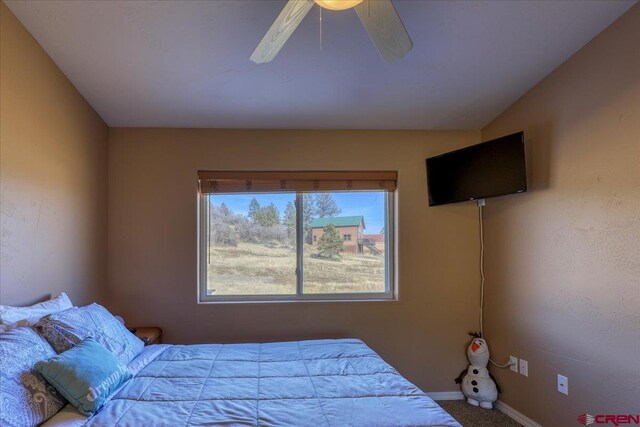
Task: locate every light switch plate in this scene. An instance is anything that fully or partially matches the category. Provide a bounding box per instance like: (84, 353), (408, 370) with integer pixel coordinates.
(558, 374), (569, 395)
(519, 359), (528, 376)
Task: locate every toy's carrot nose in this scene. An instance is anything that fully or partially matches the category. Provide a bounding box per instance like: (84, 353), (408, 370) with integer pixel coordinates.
(471, 343), (480, 352)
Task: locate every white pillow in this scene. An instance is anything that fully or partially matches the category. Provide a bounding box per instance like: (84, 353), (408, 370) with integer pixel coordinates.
(0, 292), (73, 326)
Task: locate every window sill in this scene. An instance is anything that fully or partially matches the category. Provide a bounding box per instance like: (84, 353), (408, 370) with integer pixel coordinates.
(197, 295), (397, 304)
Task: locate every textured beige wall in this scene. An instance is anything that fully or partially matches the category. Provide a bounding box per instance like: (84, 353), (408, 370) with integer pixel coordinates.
(107, 128), (481, 392)
(6, 0), (637, 414)
(0, 3), (108, 306)
(481, 5), (639, 425)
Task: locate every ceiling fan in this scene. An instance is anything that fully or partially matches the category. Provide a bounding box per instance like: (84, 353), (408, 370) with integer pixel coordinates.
(250, 0), (413, 64)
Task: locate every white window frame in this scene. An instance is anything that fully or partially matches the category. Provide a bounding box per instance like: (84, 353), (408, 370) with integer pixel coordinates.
(198, 191), (396, 303)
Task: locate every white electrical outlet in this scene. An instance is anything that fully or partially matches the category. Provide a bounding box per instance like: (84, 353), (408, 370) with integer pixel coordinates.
(509, 356), (518, 373)
(558, 374), (569, 395)
(519, 359), (528, 376)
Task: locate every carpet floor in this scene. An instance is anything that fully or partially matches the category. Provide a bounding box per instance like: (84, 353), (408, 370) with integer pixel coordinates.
(438, 400), (523, 426)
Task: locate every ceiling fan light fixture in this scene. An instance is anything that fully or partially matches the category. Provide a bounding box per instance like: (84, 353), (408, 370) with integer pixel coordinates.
(314, 0), (364, 11)
(251, 0), (412, 64)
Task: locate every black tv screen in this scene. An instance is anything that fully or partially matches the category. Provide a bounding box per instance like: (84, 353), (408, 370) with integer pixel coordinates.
(426, 132), (527, 206)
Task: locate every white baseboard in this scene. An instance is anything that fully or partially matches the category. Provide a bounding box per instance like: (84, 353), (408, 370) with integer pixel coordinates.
(495, 400), (542, 427)
(427, 391), (465, 401)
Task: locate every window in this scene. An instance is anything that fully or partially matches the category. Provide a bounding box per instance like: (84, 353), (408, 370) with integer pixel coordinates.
(198, 171), (396, 302)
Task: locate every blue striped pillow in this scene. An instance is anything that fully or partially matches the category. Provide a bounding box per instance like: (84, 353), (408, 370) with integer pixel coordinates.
(34, 303), (143, 365)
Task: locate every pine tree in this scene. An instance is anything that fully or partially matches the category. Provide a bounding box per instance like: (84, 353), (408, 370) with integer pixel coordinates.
(314, 193), (341, 218)
(317, 224), (344, 259)
(303, 194), (316, 244)
(283, 201), (296, 232)
(265, 202), (281, 226)
(248, 198), (261, 222)
(256, 202), (280, 227)
(219, 202), (232, 218)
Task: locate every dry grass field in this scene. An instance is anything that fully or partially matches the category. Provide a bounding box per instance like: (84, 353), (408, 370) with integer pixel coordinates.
(207, 242), (385, 295)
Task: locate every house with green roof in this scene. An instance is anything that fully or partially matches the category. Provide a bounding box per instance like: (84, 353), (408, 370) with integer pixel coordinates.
(310, 216), (365, 254)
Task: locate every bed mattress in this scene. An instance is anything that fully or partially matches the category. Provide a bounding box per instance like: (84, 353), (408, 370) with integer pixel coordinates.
(72, 338), (460, 426)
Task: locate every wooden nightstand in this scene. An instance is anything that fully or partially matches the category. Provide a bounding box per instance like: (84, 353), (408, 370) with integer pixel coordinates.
(132, 327), (162, 345)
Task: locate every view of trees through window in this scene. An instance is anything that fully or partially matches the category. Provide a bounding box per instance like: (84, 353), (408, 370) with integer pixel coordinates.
(204, 191), (388, 298)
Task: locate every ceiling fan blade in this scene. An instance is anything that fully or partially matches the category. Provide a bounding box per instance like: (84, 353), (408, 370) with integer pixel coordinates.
(354, 0), (413, 62)
(250, 0), (315, 64)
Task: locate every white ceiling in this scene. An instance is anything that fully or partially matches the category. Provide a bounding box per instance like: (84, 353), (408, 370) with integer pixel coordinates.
(5, 0), (636, 129)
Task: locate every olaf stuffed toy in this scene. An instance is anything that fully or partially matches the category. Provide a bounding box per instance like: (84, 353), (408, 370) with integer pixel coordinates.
(455, 333), (500, 409)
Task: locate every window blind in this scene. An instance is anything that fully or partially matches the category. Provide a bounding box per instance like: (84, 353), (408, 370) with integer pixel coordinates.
(198, 171), (397, 194)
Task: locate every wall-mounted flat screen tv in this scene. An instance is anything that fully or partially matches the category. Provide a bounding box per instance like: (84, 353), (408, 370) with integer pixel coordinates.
(426, 131), (527, 206)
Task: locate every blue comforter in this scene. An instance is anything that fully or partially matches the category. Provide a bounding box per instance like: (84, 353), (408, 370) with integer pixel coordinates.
(86, 339), (461, 426)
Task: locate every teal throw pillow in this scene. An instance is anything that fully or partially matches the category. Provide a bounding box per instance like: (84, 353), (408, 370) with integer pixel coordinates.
(35, 337), (132, 416)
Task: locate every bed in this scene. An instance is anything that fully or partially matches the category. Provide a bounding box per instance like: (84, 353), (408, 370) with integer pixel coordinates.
(1, 299), (460, 427)
(43, 339), (460, 427)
